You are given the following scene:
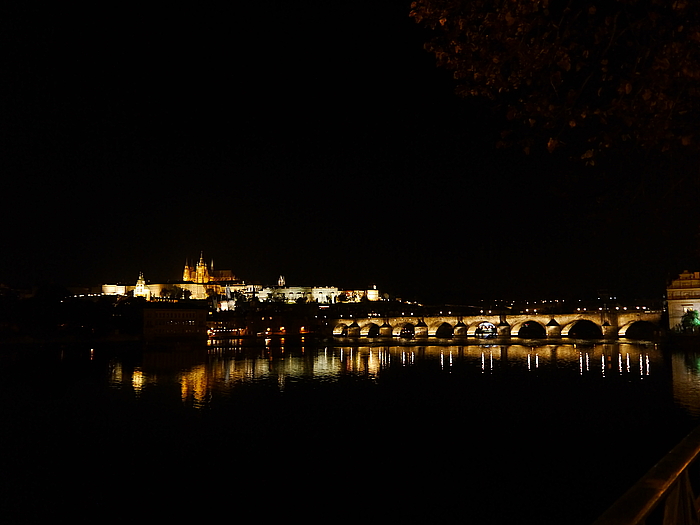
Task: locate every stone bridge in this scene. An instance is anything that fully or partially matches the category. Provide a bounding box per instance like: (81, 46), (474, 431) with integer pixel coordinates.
(330, 311), (663, 339)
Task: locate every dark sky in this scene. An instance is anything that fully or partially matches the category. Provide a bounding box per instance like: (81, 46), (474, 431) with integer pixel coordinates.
(2, 2), (694, 302)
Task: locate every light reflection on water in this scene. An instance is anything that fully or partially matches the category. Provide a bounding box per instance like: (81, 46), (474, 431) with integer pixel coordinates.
(4, 339), (700, 525)
(101, 340), (700, 414)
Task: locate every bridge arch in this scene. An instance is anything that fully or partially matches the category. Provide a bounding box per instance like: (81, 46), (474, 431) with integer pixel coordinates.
(360, 322), (380, 337)
(393, 322), (415, 339)
(619, 320), (657, 339)
(467, 321), (497, 337)
(333, 323), (349, 336)
(511, 320), (547, 338)
(433, 322), (455, 338)
(562, 319), (603, 338)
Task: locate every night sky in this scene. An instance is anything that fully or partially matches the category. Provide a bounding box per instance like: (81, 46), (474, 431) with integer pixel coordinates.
(3, 3), (695, 303)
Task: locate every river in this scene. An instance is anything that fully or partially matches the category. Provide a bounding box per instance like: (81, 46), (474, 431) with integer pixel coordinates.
(2, 338), (700, 523)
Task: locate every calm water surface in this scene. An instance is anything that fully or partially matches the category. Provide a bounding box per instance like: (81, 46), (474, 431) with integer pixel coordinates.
(3, 339), (700, 524)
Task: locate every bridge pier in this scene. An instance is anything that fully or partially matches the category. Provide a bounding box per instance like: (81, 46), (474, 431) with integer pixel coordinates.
(455, 321), (468, 337)
(497, 322), (511, 337)
(546, 319), (561, 338)
(415, 320), (428, 340)
(602, 321), (618, 339)
(347, 321), (360, 337)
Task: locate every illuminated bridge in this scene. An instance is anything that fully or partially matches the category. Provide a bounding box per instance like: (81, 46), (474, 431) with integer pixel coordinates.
(329, 310), (663, 339)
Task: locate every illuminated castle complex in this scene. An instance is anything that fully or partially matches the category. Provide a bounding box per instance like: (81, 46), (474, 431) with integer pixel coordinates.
(102, 253), (380, 305)
(103, 253), (248, 300)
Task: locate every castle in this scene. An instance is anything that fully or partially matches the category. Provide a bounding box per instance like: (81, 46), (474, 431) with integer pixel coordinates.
(102, 253), (380, 305)
(103, 253), (250, 301)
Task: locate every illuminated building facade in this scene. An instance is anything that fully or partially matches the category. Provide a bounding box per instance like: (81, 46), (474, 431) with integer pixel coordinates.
(256, 285), (340, 304)
(667, 270), (700, 329)
(251, 282), (380, 305)
(133, 272), (151, 300)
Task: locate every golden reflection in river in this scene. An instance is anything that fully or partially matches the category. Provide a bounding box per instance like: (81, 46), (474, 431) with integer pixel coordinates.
(132, 368), (145, 394)
(180, 364), (208, 407)
(105, 343), (677, 410)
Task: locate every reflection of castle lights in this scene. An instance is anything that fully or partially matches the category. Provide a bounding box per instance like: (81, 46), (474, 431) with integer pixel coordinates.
(132, 368), (145, 393)
(180, 365), (208, 406)
(102, 345), (672, 412)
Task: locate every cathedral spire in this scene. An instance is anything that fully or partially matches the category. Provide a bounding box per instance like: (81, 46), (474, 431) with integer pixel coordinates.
(195, 251), (209, 283)
(183, 258), (192, 282)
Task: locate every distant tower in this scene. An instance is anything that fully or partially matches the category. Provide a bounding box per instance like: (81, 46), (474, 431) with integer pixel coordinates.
(278, 275), (285, 287)
(182, 258), (192, 282)
(195, 252), (210, 283)
(134, 272), (150, 300)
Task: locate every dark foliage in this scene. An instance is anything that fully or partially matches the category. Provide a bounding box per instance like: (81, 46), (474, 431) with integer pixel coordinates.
(411, 0), (700, 162)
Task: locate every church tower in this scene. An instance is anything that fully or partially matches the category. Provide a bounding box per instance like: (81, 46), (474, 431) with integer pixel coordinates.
(182, 258), (192, 282)
(195, 252), (210, 283)
(134, 272), (151, 300)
